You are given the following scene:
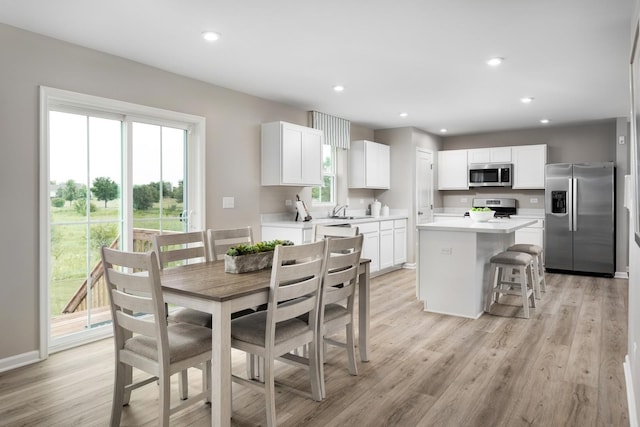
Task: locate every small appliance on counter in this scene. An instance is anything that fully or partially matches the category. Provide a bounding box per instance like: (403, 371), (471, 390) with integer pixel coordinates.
(294, 194), (312, 222)
(464, 198), (517, 218)
(371, 200), (382, 217)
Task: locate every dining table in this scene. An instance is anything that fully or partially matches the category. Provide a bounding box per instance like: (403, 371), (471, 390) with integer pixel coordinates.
(160, 257), (371, 427)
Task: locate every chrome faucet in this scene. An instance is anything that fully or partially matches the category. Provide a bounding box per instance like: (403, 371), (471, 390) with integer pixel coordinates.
(332, 204), (348, 217)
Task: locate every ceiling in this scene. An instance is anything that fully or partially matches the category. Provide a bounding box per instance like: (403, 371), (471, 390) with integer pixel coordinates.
(0, 0), (635, 135)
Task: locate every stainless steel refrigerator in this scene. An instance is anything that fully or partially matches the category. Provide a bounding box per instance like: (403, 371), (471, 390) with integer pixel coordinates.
(545, 162), (615, 276)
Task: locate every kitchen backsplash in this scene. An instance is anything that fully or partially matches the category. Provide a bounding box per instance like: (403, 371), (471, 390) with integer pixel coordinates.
(440, 188), (545, 210)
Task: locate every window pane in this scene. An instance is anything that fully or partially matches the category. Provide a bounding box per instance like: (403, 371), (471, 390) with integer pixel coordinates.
(89, 117), (121, 219)
(322, 144), (333, 173)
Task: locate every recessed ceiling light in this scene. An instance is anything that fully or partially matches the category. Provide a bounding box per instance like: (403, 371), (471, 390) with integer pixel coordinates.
(440, 128), (448, 133)
(399, 112), (408, 117)
(486, 57), (504, 67)
(540, 119), (550, 124)
(201, 31), (221, 42)
(521, 97), (534, 104)
(333, 85), (345, 92)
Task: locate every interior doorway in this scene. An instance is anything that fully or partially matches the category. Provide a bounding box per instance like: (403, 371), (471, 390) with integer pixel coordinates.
(416, 148), (434, 225)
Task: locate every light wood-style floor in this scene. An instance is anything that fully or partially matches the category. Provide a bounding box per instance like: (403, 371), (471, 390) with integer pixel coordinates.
(0, 269), (629, 426)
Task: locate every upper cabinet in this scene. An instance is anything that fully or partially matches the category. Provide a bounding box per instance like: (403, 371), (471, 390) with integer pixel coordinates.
(349, 140), (390, 189)
(512, 144), (547, 189)
(261, 121), (323, 186)
(437, 149), (469, 190)
(467, 147), (511, 164)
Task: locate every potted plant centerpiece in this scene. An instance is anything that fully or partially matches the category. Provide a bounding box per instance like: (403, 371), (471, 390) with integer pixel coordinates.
(224, 239), (294, 273)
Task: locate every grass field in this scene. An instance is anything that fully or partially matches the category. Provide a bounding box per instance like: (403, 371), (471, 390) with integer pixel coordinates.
(50, 198), (184, 315)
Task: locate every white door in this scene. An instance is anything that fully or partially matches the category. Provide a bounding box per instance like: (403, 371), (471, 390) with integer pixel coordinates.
(416, 149), (434, 224)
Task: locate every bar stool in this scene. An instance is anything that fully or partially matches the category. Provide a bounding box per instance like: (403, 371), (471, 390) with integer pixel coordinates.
(507, 244), (546, 299)
(485, 251), (536, 318)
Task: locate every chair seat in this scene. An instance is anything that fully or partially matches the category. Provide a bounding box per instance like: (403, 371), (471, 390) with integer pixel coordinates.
(507, 244), (542, 256)
(490, 251), (533, 266)
(124, 322), (212, 363)
(231, 311), (310, 347)
(169, 308), (212, 328)
(324, 304), (348, 322)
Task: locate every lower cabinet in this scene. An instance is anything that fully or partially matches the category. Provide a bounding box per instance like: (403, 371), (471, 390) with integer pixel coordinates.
(262, 218), (408, 274)
(359, 222), (381, 273)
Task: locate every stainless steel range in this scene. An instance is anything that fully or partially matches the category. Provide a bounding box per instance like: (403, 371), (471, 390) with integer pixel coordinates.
(464, 198), (517, 218)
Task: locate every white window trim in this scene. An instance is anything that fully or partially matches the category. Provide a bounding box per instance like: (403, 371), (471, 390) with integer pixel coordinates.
(39, 86), (206, 357)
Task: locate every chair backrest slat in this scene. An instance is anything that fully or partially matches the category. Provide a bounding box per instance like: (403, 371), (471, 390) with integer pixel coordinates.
(152, 231), (208, 269)
(320, 235), (363, 316)
(208, 227), (253, 260)
(314, 225), (359, 242)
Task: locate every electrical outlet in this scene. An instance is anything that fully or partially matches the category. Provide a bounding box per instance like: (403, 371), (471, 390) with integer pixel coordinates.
(222, 197), (234, 209)
(285, 199), (292, 206)
(619, 136), (626, 145)
(530, 198), (539, 204)
(461, 197), (468, 203)
(360, 199), (365, 204)
(440, 247), (453, 255)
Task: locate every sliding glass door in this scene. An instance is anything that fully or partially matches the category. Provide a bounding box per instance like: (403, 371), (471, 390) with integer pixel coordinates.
(42, 87), (205, 353)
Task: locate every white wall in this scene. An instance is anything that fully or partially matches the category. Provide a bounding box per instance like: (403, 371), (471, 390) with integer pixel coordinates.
(0, 23), (377, 364)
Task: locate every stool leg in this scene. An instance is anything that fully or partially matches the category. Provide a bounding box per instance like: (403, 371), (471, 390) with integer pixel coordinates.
(538, 253), (547, 292)
(519, 265), (530, 319)
(531, 257), (541, 300)
(528, 262), (536, 309)
(485, 263), (498, 313)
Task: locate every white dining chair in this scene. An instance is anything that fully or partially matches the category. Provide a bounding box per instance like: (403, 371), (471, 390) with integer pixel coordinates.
(313, 224), (359, 241)
(229, 240), (327, 427)
(101, 247), (212, 427)
(207, 226), (254, 260)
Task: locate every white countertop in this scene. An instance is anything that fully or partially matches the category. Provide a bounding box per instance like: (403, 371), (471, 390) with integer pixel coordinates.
(262, 214), (408, 229)
(417, 217), (536, 234)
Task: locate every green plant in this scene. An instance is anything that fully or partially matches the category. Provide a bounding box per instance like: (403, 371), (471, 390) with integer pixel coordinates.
(73, 198), (97, 214)
(51, 197), (65, 208)
(90, 223), (119, 249)
(226, 240), (294, 256)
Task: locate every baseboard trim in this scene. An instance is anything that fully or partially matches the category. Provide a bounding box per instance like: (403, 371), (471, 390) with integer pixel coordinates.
(616, 271), (630, 279)
(625, 355), (638, 427)
(402, 263), (416, 269)
(0, 350), (41, 373)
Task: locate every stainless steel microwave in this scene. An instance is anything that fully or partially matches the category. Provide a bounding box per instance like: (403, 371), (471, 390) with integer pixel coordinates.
(468, 163), (512, 187)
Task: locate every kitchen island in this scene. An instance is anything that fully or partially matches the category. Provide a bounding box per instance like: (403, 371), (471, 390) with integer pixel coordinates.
(417, 218), (536, 319)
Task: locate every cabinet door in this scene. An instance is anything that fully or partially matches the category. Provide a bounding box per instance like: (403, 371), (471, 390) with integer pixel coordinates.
(362, 231), (380, 272)
(379, 228), (394, 270)
(512, 144), (547, 189)
(281, 126), (303, 184)
(490, 147), (511, 163)
(364, 141), (390, 189)
(437, 150), (469, 190)
(393, 222), (407, 265)
(468, 148), (491, 164)
(300, 129), (322, 185)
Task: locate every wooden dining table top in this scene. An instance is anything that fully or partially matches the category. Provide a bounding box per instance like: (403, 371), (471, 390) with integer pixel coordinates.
(159, 258), (371, 303)
(159, 260), (273, 302)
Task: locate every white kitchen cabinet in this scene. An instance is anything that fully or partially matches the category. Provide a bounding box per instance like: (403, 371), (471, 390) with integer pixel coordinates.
(379, 220), (394, 270)
(437, 150), (469, 190)
(467, 147), (511, 164)
(349, 140), (390, 189)
(261, 121), (323, 186)
(359, 221), (380, 273)
(393, 219), (407, 265)
(512, 144), (547, 189)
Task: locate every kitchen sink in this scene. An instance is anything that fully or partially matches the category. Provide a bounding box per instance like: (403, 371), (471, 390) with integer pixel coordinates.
(329, 215), (368, 220)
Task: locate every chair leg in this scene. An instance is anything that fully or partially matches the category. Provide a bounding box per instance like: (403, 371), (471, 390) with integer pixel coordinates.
(531, 258), (542, 299)
(159, 372), (171, 427)
(345, 323), (358, 376)
(528, 263), (537, 309)
(122, 364), (133, 405)
(538, 254), (547, 292)
(308, 340), (323, 402)
(264, 357), (277, 427)
(179, 369), (188, 400)
(204, 361), (211, 403)
(110, 361), (126, 427)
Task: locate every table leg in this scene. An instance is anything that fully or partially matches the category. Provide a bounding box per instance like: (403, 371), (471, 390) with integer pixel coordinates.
(211, 301), (232, 427)
(358, 262), (370, 362)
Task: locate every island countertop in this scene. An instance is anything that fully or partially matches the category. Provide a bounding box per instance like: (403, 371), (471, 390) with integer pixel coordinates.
(417, 218), (536, 234)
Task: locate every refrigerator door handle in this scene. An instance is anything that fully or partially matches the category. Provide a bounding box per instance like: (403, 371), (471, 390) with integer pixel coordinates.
(567, 178), (573, 231)
(572, 178), (578, 231)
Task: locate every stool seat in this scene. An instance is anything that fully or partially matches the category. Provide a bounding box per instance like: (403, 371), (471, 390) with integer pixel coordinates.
(490, 251), (533, 266)
(507, 244), (542, 256)
(506, 243), (546, 297)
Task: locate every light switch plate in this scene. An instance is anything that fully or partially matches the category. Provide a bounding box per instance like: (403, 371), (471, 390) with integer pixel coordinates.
(222, 197), (235, 209)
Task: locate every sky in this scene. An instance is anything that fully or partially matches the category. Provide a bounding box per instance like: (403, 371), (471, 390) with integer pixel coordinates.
(49, 111), (185, 188)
